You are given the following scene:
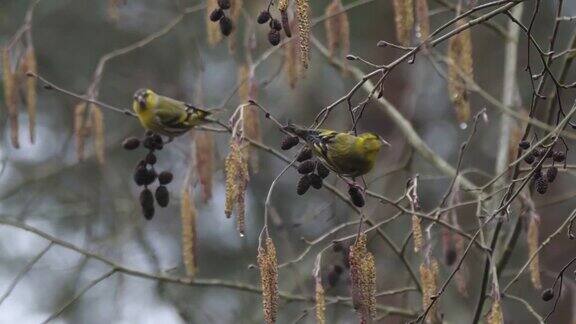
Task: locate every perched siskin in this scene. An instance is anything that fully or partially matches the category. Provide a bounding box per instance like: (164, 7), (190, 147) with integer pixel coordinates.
(132, 89), (213, 139)
(284, 124), (389, 178)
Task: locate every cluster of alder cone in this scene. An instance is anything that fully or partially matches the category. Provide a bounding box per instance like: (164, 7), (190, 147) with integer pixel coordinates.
(256, 8), (291, 46)
(122, 132), (174, 220)
(209, 0), (234, 36)
(281, 135), (366, 208)
(519, 140), (566, 195)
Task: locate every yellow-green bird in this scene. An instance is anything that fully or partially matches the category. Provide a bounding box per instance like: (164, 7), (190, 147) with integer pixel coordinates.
(285, 124), (389, 178)
(133, 88), (212, 139)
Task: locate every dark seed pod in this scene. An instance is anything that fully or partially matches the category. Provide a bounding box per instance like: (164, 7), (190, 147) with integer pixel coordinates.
(546, 149), (554, 158)
(145, 130), (154, 137)
(280, 10), (291, 37)
(553, 151), (566, 163)
(348, 186), (365, 207)
(140, 188), (154, 209)
(153, 134), (163, 145)
(122, 137), (141, 150)
(133, 166), (148, 186)
(145, 152), (157, 165)
(535, 177), (548, 194)
(547, 166), (558, 183)
(269, 18), (282, 31)
(155, 185), (170, 207)
(143, 168), (157, 186)
(309, 173), (323, 189)
(210, 8), (224, 21)
(268, 29), (281, 46)
(296, 147), (313, 162)
(296, 175), (311, 195)
(524, 154), (535, 164)
(534, 168), (543, 179)
(518, 140), (530, 150)
(257, 10), (271, 24)
(297, 160), (315, 174)
(158, 171), (174, 185)
(219, 16), (233, 36)
(445, 248), (457, 266)
(542, 288), (554, 302)
(217, 0), (231, 9)
(142, 205), (155, 220)
(533, 147), (545, 158)
(143, 137), (155, 150)
(316, 163), (330, 179)
(281, 136), (299, 150)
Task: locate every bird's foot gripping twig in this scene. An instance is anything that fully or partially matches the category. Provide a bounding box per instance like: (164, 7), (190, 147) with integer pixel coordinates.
(341, 175), (365, 192)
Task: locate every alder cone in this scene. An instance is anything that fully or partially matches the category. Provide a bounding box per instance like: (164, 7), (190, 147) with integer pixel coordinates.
(348, 186), (365, 207)
(542, 288), (554, 301)
(317, 163), (330, 178)
(297, 160), (315, 174)
(140, 188), (154, 209)
(158, 171), (174, 185)
(257, 11), (271, 24)
(297, 175), (311, 195)
(155, 185), (169, 207)
(281, 136), (299, 150)
(268, 29), (281, 46)
(217, 0), (230, 9)
(270, 18), (282, 31)
(296, 147), (313, 162)
(122, 137), (140, 150)
(210, 8), (224, 21)
(220, 16), (233, 36)
(309, 173), (323, 189)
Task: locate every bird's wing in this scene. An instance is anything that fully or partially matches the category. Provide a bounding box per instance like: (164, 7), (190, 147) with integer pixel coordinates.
(310, 130), (339, 160)
(184, 103), (212, 116)
(154, 109), (189, 129)
(154, 97), (189, 128)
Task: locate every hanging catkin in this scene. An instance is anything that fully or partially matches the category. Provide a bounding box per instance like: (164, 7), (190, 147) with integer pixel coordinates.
(447, 19), (474, 126)
(392, 0), (414, 46)
(91, 104), (105, 164)
(181, 187), (197, 277)
(295, 0), (311, 69)
(21, 46), (37, 143)
(349, 233), (376, 323)
(527, 216), (542, 290)
(3, 47), (19, 148)
(258, 237), (279, 324)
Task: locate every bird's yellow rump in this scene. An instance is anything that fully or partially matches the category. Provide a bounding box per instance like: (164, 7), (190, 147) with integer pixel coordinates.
(285, 124), (388, 178)
(132, 89), (212, 139)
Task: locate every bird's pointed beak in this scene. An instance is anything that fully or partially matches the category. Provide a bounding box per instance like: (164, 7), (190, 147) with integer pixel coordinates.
(380, 137), (391, 147)
(135, 94), (146, 108)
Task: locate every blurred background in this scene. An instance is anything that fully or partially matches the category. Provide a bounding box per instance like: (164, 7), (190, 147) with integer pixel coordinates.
(1, 0), (576, 323)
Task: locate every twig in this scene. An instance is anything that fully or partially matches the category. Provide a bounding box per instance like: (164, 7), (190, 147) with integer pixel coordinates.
(41, 269), (117, 324)
(0, 218), (417, 318)
(504, 294), (545, 323)
(0, 242), (53, 307)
